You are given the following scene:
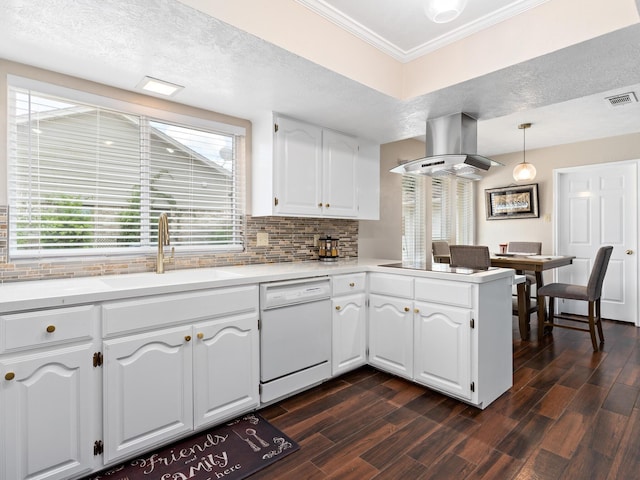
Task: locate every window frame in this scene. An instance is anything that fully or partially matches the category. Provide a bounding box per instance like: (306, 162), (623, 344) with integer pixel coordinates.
(7, 75), (246, 259)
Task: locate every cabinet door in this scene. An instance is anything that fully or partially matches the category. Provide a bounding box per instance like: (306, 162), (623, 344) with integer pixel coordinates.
(0, 343), (98, 480)
(368, 294), (413, 379)
(414, 301), (472, 400)
(322, 129), (358, 217)
(274, 116), (323, 215)
(103, 325), (193, 463)
(193, 312), (259, 429)
(332, 293), (367, 376)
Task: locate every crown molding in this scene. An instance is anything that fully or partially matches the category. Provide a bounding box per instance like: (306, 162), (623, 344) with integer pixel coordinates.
(296, 0), (550, 63)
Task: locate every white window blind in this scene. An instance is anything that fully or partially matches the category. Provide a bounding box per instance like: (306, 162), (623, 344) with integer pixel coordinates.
(456, 179), (474, 244)
(8, 85), (244, 258)
(431, 177), (451, 242)
(402, 175), (426, 263)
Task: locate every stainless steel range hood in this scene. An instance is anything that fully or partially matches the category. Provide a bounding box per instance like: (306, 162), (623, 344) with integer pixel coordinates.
(390, 113), (502, 180)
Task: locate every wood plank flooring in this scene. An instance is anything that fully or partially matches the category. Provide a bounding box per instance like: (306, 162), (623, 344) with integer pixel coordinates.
(258, 317), (640, 479)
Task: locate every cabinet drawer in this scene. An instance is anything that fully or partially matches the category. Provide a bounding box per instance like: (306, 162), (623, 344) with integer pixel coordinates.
(0, 305), (97, 354)
(368, 273), (414, 298)
(414, 278), (474, 308)
(102, 284), (259, 336)
(332, 273), (366, 295)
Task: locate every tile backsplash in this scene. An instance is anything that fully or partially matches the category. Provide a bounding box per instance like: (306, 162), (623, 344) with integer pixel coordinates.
(0, 206), (358, 283)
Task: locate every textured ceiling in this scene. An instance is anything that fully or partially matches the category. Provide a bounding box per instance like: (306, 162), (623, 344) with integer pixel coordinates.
(1, 0), (640, 156)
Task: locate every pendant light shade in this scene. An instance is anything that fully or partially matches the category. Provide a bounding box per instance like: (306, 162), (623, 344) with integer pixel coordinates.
(513, 123), (536, 181)
(424, 0), (467, 23)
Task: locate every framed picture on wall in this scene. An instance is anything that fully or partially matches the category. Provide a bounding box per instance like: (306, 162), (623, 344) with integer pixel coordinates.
(485, 183), (539, 220)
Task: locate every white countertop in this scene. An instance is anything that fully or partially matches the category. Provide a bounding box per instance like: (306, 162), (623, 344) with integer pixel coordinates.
(0, 258), (515, 313)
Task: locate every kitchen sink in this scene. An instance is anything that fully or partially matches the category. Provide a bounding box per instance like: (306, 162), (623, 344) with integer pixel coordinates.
(99, 268), (242, 289)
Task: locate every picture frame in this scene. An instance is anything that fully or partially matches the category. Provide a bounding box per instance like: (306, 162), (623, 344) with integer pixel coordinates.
(485, 183), (539, 220)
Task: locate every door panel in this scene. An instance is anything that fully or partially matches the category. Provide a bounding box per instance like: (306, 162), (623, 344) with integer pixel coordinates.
(556, 161), (638, 323)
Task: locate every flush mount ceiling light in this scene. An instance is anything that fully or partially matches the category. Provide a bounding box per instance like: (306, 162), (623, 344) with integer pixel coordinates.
(424, 0), (468, 23)
(137, 76), (184, 97)
(513, 123), (537, 182)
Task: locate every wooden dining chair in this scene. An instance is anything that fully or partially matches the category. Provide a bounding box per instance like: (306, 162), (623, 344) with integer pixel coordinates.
(507, 241), (542, 332)
(449, 245), (491, 269)
(432, 241), (450, 263)
(537, 246), (613, 351)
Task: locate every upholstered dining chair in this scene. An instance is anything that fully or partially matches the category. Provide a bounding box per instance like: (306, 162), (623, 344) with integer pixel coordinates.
(432, 241), (450, 263)
(507, 242), (542, 255)
(507, 241), (542, 332)
(537, 245), (613, 351)
(449, 245), (491, 269)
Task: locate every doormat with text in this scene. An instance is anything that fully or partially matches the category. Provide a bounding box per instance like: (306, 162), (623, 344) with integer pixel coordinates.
(84, 413), (299, 480)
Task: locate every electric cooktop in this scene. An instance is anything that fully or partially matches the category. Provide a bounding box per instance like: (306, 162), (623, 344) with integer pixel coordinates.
(379, 262), (498, 275)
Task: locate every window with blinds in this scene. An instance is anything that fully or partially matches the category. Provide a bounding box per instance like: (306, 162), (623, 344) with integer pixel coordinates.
(402, 175), (426, 263)
(456, 179), (474, 244)
(402, 175), (474, 261)
(431, 177), (451, 241)
(7, 82), (244, 258)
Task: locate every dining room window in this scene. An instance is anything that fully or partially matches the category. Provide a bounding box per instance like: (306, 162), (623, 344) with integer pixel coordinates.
(402, 174), (426, 263)
(7, 77), (246, 259)
(402, 175), (474, 261)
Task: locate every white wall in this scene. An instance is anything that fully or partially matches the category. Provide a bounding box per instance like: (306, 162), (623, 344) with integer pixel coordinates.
(358, 138), (424, 259)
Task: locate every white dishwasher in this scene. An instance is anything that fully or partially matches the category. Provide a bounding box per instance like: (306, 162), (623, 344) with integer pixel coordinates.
(259, 277), (331, 403)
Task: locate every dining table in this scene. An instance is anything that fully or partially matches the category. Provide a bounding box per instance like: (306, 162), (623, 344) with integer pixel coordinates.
(490, 254), (576, 340)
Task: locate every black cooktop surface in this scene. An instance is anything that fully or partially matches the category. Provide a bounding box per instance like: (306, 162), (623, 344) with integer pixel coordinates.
(379, 262), (497, 275)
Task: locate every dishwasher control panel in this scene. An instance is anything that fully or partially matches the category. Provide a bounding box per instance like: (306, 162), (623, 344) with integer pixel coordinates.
(260, 278), (331, 309)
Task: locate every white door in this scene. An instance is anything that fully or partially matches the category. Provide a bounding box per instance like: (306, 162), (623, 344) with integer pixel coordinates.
(555, 161), (638, 324)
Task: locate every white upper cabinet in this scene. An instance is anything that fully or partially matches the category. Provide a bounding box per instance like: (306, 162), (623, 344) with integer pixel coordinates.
(322, 129), (359, 217)
(274, 116), (324, 216)
(251, 113), (379, 219)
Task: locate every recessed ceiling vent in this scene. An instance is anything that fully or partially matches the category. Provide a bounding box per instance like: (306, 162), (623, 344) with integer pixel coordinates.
(605, 92), (638, 107)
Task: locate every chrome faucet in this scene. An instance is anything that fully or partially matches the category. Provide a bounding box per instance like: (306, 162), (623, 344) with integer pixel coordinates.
(156, 212), (175, 274)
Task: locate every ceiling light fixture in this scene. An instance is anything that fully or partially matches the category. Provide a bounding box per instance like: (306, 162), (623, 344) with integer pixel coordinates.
(137, 76), (184, 97)
(424, 0), (467, 23)
(513, 123), (536, 182)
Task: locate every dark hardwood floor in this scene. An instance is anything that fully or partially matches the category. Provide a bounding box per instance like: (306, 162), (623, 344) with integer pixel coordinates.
(258, 316), (640, 479)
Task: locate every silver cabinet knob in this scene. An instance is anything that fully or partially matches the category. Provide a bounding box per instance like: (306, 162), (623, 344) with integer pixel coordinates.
(626, 249), (634, 255)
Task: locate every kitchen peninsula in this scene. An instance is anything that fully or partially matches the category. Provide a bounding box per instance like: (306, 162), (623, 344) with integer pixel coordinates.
(0, 259), (514, 480)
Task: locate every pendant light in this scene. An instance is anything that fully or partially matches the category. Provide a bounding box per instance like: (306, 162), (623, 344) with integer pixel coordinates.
(424, 0), (467, 23)
(513, 123), (536, 182)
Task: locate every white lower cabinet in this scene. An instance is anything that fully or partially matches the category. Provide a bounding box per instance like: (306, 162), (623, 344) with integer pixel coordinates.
(193, 312), (259, 429)
(102, 285), (260, 465)
(368, 294), (413, 379)
(332, 293), (367, 376)
(0, 305), (101, 480)
(331, 273), (367, 376)
(413, 301), (472, 400)
(103, 325), (194, 463)
(368, 273), (511, 409)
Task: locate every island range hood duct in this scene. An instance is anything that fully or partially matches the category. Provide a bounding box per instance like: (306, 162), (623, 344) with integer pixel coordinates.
(390, 112), (502, 180)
